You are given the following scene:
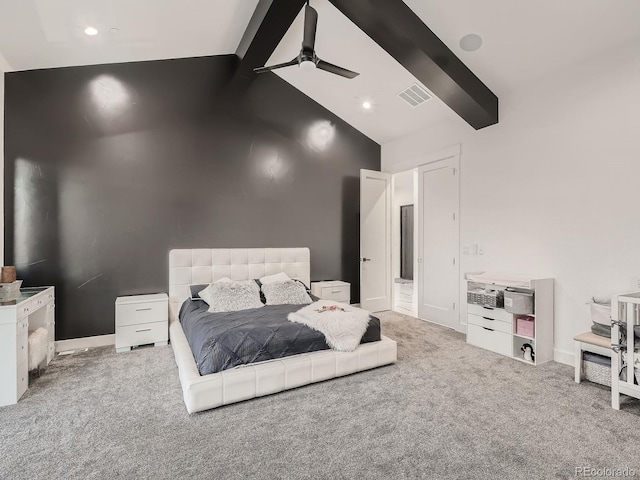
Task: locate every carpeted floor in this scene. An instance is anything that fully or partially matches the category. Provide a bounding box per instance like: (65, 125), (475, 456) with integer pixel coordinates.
(1, 312), (639, 480)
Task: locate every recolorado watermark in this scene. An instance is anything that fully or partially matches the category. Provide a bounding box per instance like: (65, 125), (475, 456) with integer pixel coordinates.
(575, 466), (636, 477)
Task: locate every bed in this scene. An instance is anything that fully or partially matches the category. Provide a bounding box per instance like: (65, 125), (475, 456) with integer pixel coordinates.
(169, 248), (397, 413)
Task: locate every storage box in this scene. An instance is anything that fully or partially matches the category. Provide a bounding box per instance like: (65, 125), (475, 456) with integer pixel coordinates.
(504, 288), (534, 314)
(516, 316), (535, 338)
(583, 352), (611, 387)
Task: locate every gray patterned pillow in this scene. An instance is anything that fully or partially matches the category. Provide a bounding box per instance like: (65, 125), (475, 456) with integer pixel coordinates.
(204, 281), (264, 313)
(262, 280), (312, 305)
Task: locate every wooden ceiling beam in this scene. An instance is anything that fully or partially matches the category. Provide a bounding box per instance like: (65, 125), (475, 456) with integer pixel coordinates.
(327, 0), (498, 129)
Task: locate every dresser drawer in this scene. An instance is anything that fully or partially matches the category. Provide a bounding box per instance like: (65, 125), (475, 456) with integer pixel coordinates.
(319, 286), (350, 303)
(467, 304), (512, 323)
(467, 324), (512, 357)
(467, 313), (512, 334)
(116, 301), (168, 327)
(116, 321), (168, 349)
(17, 300), (35, 319)
(17, 319), (29, 366)
(17, 360), (28, 400)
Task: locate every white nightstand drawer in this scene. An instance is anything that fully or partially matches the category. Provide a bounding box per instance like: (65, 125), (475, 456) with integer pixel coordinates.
(116, 301), (168, 327)
(311, 281), (350, 303)
(467, 304), (512, 323)
(467, 324), (511, 357)
(467, 313), (511, 334)
(17, 361), (28, 400)
(319, 286), (349, 302)
(116, 322), (167, 349)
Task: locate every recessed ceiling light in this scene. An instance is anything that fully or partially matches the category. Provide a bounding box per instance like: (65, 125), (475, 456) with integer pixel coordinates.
(362, 101), (372, 110)
(459, 33), (483, 52)
(84, 26), (98, 36)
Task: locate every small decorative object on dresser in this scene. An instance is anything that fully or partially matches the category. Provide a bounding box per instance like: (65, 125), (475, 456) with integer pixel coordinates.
(115, 293), (168, 353)
(311, 281), (350, 303)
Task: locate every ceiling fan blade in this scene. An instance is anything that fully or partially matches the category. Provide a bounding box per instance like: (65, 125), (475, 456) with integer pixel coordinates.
(254, 58), (299, 74)
(302, 4), (318, 51)
(316, 60), (359, 79)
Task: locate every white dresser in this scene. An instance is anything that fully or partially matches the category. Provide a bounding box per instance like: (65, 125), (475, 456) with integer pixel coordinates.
(115, 293), (168, 353)
(465, 273), (554, 366)
(311, 281), (350, 303)
(0, 287), (55, 407)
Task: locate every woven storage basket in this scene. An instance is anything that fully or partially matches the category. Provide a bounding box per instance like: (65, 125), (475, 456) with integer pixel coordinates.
(583, 358), (611, 387)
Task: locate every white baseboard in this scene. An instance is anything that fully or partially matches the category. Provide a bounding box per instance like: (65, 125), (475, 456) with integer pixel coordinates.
(55, 334), (115, 352)
(554, 348), (574, 366)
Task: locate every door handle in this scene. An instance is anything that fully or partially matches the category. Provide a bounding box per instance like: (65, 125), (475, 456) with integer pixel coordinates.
(361, 258), (372, 262)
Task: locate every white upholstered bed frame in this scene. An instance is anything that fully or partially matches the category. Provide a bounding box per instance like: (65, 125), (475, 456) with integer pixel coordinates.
(168, 247), (397, 413)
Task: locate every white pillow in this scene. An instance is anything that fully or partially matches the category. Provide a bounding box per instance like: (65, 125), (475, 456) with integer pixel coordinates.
(262, 280), (312, 306)
(260, 272), (291, 285)
(198, 278), (243, 304)
(201, 281), (263, 312)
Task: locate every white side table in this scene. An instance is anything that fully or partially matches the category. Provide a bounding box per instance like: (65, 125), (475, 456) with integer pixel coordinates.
(115, 293), (168, 353)
(311, 281), (350, 303)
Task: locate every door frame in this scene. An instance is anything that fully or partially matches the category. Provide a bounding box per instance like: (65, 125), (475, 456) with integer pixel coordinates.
(359, 169), (392, 312)
(390, 146), (461, 331)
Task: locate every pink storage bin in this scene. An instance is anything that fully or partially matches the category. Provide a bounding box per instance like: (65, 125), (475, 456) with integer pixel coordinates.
(516, 316), (535, 338)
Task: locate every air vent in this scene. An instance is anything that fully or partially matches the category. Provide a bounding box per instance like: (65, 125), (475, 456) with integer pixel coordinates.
(398, 83), (432, 107)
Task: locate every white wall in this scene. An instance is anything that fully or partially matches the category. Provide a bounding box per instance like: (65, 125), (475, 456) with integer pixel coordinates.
(0, 51), (12, 265)
(382, 39), (640, 365)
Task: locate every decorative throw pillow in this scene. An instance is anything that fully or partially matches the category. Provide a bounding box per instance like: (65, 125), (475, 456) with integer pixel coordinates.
(262, 280), (312, 306)
(203, 280), (263, 313)
(259, 272), (291, 285)
(197, 277), (234, 303)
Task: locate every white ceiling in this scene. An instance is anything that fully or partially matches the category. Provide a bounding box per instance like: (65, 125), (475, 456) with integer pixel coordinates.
(267, 0), (457, 144)
(0, 0), (259, 71)
(1, 0), (639, 144)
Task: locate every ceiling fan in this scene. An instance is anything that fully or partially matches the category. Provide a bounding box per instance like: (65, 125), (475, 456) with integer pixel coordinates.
(253, 1), (359, 79)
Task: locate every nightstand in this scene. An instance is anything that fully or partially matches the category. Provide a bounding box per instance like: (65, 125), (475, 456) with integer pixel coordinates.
(115, 293), (168, 353)
(311, 281), (350, 303)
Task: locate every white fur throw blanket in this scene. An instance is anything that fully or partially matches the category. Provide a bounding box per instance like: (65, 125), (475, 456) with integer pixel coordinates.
(28, 327), (49, 371)
(288, 300), (371, 352)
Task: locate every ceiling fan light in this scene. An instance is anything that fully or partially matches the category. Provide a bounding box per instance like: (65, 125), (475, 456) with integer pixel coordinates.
(300, 59), (316, 71)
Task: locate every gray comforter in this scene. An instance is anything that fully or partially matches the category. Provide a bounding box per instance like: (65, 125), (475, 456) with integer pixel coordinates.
(179, 299), (381, 375)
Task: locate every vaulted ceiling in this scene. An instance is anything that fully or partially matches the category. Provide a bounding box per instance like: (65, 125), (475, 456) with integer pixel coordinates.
(1, 0), (639, 144)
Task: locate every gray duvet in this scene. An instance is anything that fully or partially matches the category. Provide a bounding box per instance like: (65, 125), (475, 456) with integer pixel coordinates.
(179, 299), (381, 375)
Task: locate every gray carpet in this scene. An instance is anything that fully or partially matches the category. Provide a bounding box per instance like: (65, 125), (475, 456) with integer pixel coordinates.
(1, 312), (639, 480)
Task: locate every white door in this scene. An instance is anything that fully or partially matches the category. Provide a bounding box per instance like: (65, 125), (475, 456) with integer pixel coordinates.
(417, 158), (459, 328)
(360, 169), (391, 312)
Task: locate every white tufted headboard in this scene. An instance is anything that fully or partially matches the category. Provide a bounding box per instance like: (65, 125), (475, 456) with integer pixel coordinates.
(168, 248), (311, 322)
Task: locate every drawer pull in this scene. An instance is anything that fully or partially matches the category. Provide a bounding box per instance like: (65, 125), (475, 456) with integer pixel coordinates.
(135, 328), (152, 333)
(482, 327), (494, 331)
(135, 308), (152, 312)
(332, 289), (343, 293)
(482, 306), (494, 310)
(482, 316), (494, 321)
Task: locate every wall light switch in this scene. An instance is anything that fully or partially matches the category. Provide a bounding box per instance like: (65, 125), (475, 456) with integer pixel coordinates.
(471, 243), (478, 255)
(463, 245), (470, 255)
(478, 245), (484, 255)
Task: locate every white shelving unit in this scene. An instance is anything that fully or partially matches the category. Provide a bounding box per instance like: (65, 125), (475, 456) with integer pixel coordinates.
(611, 292), (640, 410)
(465, 272), (554, 365)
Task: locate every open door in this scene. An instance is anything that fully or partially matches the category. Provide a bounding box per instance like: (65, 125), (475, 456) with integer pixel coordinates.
(360, 169), (391, 312)
(417, 158), (459, 329)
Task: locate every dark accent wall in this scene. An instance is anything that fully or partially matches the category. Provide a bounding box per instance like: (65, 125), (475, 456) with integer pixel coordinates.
(4, 55), (380, 340)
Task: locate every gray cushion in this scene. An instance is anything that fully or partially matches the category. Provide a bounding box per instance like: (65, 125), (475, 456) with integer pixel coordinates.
(262, 280), (312, 306)
(202, 281), (263, 313)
